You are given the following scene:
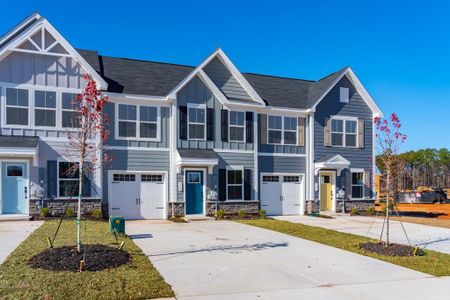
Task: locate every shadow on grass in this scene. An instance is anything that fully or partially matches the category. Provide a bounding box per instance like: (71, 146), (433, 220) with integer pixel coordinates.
(148, 241), (289, 258)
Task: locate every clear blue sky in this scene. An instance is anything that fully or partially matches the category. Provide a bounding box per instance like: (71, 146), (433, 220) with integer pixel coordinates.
(2, 0), (449, 151)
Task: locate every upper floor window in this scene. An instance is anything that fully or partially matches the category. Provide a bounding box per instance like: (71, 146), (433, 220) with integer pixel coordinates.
(340, 87), (349, 103)
(229, 111), (245, 142)
(268, 115), (297, 145)
(5, 88), (29, 126)
(61, 93), (80, 128)
(188, 105), (206, 140)
(117, 104), (159, 140)
(35, 90), (56, 127)
(331, 117), (357, 147)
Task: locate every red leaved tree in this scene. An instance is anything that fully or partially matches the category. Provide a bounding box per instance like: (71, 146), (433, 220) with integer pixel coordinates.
(374, 113), (406, 245)
(67, 74), (110, 252)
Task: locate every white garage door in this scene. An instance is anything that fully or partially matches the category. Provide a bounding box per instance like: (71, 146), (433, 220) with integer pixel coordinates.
(260, 174), (303, 216)
(109, 173), (166, 220)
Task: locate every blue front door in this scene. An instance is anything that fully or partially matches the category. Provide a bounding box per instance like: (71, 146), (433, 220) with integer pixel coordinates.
(185, 171), (203, 215)
(2, 162), (28, 214)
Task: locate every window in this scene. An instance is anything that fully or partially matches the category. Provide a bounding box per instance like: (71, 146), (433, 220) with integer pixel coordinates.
(340, 87), (349, 103)
(61, 92), (80, 128)
(118, 104), (137, 137)
(229, 111), (245, 142)
(35, 90), (56, 127)
(187, 172), (201, 183)
(283, 176), (300, 182)
(262, 175), (279, 182)
(58, 162), (79, 197)
(283, 117), (297, 145)
(268, 116), (297, 145)
(5, 88), (29, 125)
(268, 116), (282, 144)
(141, 174), (163, 182)
(227, 169), (243, 200)
(188, 106), (205, 140)
(331, 118), (357, 147)
(7, 166), (23, 177)
(140, 106), (158, 138)
(352, 172), (364, 199)
(113, 174), (135, 182)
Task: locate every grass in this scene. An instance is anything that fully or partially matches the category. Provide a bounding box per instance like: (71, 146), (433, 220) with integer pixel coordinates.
(0, 220), (174, 300)
(237, 218), (450, 276)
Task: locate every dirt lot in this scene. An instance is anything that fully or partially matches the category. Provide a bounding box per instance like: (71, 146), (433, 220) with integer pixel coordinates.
(375, 203), (450, 229)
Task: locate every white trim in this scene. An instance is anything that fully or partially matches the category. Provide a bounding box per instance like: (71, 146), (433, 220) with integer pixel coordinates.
(310, 67), (383, 117)
(267, 115), (298, 145)
(213, 148), (254, 154)
(183, 168), (207, 216)
(329, 116), (358, 148)
(351, 170), (365, 200)
(107, 170), (168, 220)
(0, 147), (38, 167)
(319, 170), (336, 212)
(103, 145), (169, 152)
(114, 103), (161, 142)
(228, 110), (246, 142)
(106, 92), (169, 102)
(315, 154), (351, 176)
(253, 111), (259, 202)
(0, 13), (41, 50)
(226, 165), (244, 201)
(308, 113), (315, 200)
(186, 103), (206, 141)
(258, 152), (306, 157)
(0, 159), (30, 215)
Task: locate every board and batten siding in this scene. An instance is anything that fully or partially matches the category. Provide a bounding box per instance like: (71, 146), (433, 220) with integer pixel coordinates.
(203, 57), (252, 102)
(102, 149), (170, 203)
(177, 75), (254, 151)
(0, 52), (85, 88)
(105, 104), (170, 148)
(314, 75), (374, 199)
(258, 114), (306, 154)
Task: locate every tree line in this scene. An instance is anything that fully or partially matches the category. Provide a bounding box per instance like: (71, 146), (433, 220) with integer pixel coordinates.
(376, 148), (450, 191)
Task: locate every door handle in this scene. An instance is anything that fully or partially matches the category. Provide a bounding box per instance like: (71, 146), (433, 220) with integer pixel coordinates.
(280, 195), (283, 201)
(136, 198), (139, 205)
(24, 187), (28, 199)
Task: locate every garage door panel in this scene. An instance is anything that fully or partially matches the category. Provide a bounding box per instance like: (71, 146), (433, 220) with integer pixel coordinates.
(261, 175), (282, 216)
(261, 174), (303, 216)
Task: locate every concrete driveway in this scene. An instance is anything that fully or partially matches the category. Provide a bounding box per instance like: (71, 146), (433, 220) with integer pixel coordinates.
(0, 221), (43, 264)
(127, 220), (449, 299)
(274, 215), (450, 254)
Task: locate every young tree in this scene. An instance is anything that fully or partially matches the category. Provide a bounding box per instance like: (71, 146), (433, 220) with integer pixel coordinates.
(374, 113), (406, 245)
(67, 74), (110, 252)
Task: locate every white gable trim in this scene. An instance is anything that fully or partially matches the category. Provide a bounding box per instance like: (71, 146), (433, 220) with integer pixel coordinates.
(310, 67), (383, 117)
(314, 154), (350, 175)
(0, 16), (107, 89)
(0, 12), (41, 48)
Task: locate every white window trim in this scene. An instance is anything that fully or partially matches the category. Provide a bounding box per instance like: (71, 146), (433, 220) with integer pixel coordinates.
(226, 165), (244, 201)
(56, 159), (79, 199)
(115, 103), (161, 142)
(267, 115), (298, 145)
(228, 110), (246, 142)
(0, 82), (82, 130)
(330, 115), (358, 148)
(340, 87), (349, 103)
(351, 171), (365, 200)
(34, 90), (57, 128)
(187, 103), (207, 141)
(61, 92), (80, 129)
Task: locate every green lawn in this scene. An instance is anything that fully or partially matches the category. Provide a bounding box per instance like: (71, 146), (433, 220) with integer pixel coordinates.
(237, 219), (450, 276)
(0, 220), (174, 300)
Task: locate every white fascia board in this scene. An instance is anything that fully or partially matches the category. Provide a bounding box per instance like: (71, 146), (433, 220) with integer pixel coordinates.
(107, 92), (171, 106)
(215, 49), (265, 105)
(177, 158), (219, 166)
(0, 147), (38, 166)
(310, 67), (383, 118)
(0, 12), (41, 48)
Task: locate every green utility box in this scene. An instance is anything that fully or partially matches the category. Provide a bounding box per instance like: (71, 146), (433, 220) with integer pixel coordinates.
(109, 216), (125, 234)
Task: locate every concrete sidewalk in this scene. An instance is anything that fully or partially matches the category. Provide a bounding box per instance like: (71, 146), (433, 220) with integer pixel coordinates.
(274, 215), (450, 254)
(0, 221), (43, 264)
(127, 220), (448, 299)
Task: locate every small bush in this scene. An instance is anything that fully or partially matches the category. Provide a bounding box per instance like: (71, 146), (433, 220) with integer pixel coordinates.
(66, 207), (75, 218)
(350, 207), (359, 216)
(215, 209), (225, 220)
(91, 209), (102, 220)
(259, 209), (266, 219)
(238, 209), (246, 219)
(366, 206), (375, 216)
(40, 207), (50, 218)
(169, 217), (187, 223)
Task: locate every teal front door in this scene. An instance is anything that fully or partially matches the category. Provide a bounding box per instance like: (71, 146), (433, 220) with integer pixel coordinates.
(2, 162), (28, 214)
(185, 171), (203, 215)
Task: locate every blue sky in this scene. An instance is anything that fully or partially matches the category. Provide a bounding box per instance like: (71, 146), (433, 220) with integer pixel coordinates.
(1, 0), (449, 151)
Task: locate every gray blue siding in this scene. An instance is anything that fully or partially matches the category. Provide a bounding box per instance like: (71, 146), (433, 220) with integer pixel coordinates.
(258, 156), (306, 174)
(177, 75), (254, 151)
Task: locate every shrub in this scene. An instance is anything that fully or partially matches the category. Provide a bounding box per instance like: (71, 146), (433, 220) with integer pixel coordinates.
(238, 209), (246, 219)
(350, 207), (359, 216)
(259, 209), (266, 219)
(66, 207), (75, 218)
(91, 209), (102, 220)
(366, 206), (375, 216)
(215, 209), (225, 220)
(40, 207), (50, 218)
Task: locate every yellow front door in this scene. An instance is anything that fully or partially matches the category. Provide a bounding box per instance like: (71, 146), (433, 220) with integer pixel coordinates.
(320, 173), (333, 211)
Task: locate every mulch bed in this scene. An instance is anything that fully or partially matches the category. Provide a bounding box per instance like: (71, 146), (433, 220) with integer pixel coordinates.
(28, 244), (130, 272)
(359, 242), (423, 257)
